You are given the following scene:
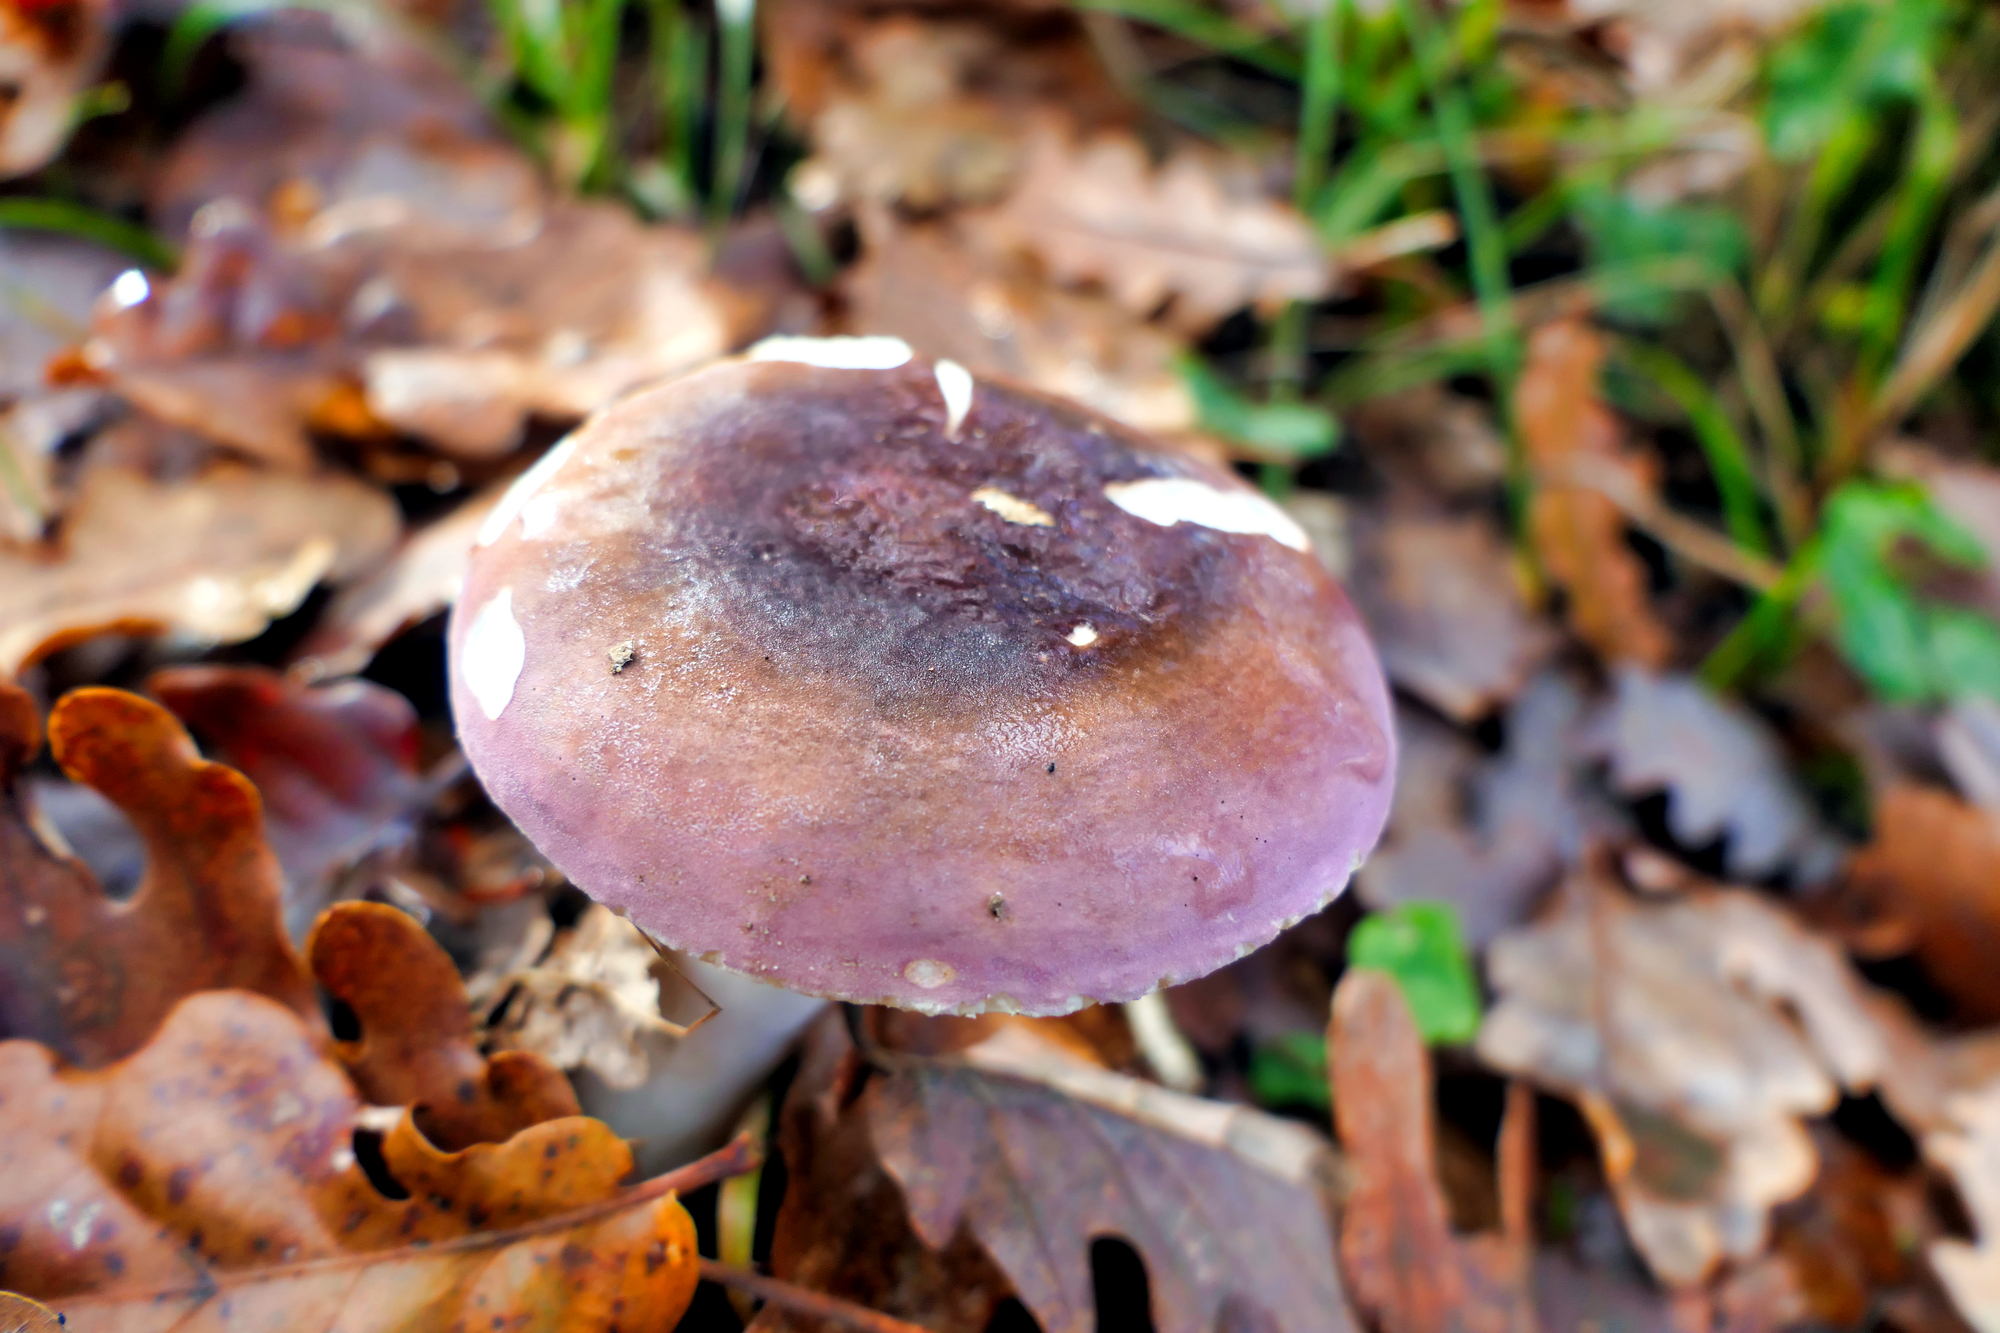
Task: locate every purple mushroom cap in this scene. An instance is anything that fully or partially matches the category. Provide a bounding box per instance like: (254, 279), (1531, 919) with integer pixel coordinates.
(448, 339), (1395, 1015)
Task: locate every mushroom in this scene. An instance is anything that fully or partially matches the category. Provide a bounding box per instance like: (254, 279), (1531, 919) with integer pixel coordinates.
(449, 336), (1394, 1158)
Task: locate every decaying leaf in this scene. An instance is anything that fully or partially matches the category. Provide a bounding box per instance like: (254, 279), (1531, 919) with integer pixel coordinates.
(0, 464), (398, 674)
(871, 1021), (1355, 1333)
(759, 1012), (1016, 1333)
(1842, 783), (2000, 1022)
(308, 902), (579, 1151)
(0, 0), (111, 178)
(1478, 865), (1891, 1285)
(1331, 969), (1532, 1333)
(480, 904), (688, 1092)
(0, 684), (319, 1068)
(0, 988), (700, 1330)
(149, 665), (440, 939)
(967, 126), (1331, 331)
(1584, 667), (1840, 882)
(1346, 506), (1554, 723)
(1359, 676), (1596, 947)
(1922, 1076), (2000, 1333)
(293, 485), (501, 677)
(1518, 318), (1672, 667)
(845, 213), (1196, 436)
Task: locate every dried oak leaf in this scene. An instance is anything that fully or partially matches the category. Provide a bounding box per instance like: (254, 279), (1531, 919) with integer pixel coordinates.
(1358, 675), (1598, 948)
(482, 904), (688, 1093)
(1477, 867), (1892, 1286)
(0, 988), (699, 1329)
(1518, 318), (1672, 667)
(758, 1011), (1016, 1333)
(0, 464), (399, 675)
(307, 901), (580, 1152)
(1346, 505), (1554, 723)
(0, 683), (318, 1068)
(148, 665), (435, 939)
(1841, 783), (2000, 1023)
(1583, 666), (1841, 882)
(871, 1021), (1356, 1333)
(966, 125), (1331, 332)
(293, 484), (501, 677)
(844, 213), (1195, 436)
(1331, 969), (1532, 1333)
(0, 0), (110, 178)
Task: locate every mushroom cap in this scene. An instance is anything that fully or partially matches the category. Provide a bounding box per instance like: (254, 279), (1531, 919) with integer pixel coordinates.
(449, 341), (1394, 1015)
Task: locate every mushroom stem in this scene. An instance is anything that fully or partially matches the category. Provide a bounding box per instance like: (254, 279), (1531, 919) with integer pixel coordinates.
(1123, 990), (1204, 1093)
(575, 954), (827, 1176)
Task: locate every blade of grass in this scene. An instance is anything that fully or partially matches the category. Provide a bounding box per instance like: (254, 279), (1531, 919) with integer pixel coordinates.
(1850, 217), (2000, 458)
(1072, 0), (1302, 80)
(1295, 0), (1344, 212)
(1758, 110), (1874, 326)
(1699, 538), (1822, 690)
(1705, 279), (1807, 548)
(1609, 338), (1769, 556)
(1859, 82), (1958, 380)
(708, 0), (754, 226)
(1395, 0), (1516, 397)
(0, 198), (177, 270)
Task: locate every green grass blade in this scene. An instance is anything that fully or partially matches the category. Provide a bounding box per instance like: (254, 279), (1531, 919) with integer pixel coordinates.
(1295, 0), (1344, 212)
(1072, 0), (1302, 80)
(0, 198), (178, 270)
(708, 0), (755, 225)
(1613, 339), (1769, 555)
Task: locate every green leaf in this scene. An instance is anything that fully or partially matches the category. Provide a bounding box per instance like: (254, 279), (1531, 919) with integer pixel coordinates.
(1345, 902), (1481, 1045)
(1248, 1032), (1330, 1112)
(1179, 356), (1340, 460)
(1763, 0), (1951, 161)
(1818, 480), (2000, 703)
(1571, 186), (1745, 322)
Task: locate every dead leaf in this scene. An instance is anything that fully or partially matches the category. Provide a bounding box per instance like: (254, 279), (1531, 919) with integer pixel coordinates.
(1346, 505), (1555, 723)
(0, 0), (110, 178)
(1921, 1076), (2000, 1333)
(1330, 969), (1473, 1333)
(1583, 666), (1842, 882)
(1842, 784), (2000, 1022)
(1518, 318), (1673, 667)
(0, 988), (700, 1329)
(1358, 675), (1598, 947)
(0, 683), (319, 1068)
(478, 904), (689, 1092)
(844, 212), (1196, 435)
(1348, 385), (1510, 499)
(1478, 864), (1892, 1286)
(0, 464), (398, 674)
(307, 901), (579, 1151)
(966, 125), (1331, 331)
(293, 485), (501, 677)
(1771, 1131), (1929, 1329)
(871, 1021), (1356, 1333)
(148, 665), (438, 939)
(758, 1012), (1016, 1333)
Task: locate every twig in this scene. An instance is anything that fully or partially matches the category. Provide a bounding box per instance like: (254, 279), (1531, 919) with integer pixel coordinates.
(697, 1259), (935, 1333)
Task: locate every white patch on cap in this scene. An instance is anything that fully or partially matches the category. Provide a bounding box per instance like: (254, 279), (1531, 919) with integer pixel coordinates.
(478, 434), (581, 547)
(109, 269), (150, 309)
(1066, 623), (1099, 647)
(1103, 477), (1311, 552)
(934, 358), (974, 438)
(462, 588), (526, 721)
(747, 335), (913, 370)
(904, 959), (956, 989)
(970, 486), (1054, 527)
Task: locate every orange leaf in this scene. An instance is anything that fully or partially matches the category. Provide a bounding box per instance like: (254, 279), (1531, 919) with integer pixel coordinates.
(0, 683), (318, 1068)
(308, 902), (579, 1150)
(1517, 319), (1672, 667)
(0, 989), (697, 1330)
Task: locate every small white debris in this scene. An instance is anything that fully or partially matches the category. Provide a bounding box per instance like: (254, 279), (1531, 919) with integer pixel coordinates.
(1066, 623), (1099, 647)
(462, 588), (526, 721)
(971, 486), (1055, 527)
(478, 434), (581, 547)
(935, 359), (975, 438)
(1103, 477), (1310, 552)
(608, 640), (635, 673)
(904, 958), (956, 989)
(747, 335), (913, 370)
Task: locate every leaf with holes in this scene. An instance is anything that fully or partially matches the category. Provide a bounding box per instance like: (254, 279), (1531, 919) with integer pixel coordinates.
(869, 1022), (1358, 1333)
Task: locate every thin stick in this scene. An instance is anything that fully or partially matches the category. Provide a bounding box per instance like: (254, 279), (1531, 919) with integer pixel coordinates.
(1544, 455), (1783, 592)
(697, 1259), (936, 1333)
